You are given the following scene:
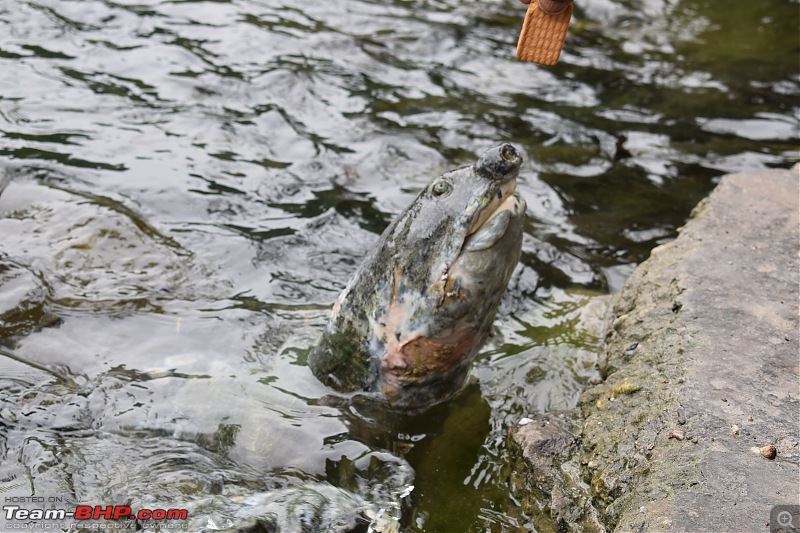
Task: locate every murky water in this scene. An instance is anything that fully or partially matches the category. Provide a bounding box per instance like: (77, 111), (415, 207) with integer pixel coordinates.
(0, 0), (796, 530)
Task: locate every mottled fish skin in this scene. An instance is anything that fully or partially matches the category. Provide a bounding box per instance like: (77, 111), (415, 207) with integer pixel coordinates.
(309, 144), (526, 409)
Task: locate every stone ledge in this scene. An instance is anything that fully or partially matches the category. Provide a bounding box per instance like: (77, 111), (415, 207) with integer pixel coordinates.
(509, 164), (799, 532)
(581, 164), (799, 532)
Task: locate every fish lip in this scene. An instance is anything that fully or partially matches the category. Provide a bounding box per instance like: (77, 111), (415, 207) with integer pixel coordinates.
(466, 177), (519, 238)
(462, 191), (525, 253)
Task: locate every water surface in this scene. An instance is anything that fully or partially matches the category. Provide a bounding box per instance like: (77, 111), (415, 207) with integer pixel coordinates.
(0, 0), (797, 530)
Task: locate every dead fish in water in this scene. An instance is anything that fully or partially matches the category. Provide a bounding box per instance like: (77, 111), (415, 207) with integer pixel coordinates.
(309, 144), (526, 410)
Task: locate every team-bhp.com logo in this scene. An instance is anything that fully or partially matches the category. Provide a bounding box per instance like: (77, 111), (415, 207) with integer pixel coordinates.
(3, 499), (189, 530)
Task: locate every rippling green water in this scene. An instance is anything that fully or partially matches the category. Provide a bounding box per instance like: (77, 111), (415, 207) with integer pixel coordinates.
(0, 0), (797, 530)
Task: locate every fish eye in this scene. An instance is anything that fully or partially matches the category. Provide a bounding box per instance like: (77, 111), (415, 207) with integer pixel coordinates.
(431, 179), (452, 197)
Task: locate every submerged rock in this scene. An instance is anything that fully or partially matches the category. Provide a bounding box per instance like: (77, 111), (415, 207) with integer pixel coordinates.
(507, 412), (605, 533)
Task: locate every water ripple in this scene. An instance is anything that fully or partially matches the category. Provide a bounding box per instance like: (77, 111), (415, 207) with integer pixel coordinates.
(0, 0), (797, 530)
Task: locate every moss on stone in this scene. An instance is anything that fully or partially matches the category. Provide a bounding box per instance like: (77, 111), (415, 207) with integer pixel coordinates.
(609, 381), (642, 396)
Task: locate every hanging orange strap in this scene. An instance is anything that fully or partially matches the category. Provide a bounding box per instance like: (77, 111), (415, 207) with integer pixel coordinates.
(516, 0), (573, 65)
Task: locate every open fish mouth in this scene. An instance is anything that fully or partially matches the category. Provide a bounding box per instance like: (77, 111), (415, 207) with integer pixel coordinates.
(462, 143), (524, 253)
(435, 159), (525, 306)
(463, 185), (525, 254)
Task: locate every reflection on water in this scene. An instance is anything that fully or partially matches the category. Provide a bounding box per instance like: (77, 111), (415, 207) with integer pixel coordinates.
(0, 0), (797, 530)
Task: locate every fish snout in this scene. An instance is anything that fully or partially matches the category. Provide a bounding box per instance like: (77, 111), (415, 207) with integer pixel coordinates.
(475, 144), (523, 182)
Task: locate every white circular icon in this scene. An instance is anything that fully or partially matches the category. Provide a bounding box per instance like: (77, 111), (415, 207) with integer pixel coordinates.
(776, 510), (795, 529)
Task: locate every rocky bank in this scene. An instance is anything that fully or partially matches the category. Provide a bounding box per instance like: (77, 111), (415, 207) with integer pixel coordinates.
(509, 165), (800, 532)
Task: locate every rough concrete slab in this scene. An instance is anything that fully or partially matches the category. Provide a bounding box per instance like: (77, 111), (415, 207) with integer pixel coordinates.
(579, 165), (799, 532)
